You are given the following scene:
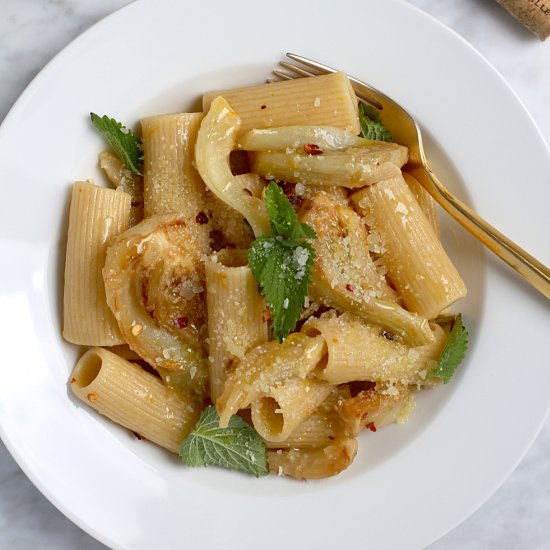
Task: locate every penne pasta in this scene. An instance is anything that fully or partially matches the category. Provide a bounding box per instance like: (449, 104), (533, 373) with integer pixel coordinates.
(63, 181), (130, 346)
(70, 347), (200, 453)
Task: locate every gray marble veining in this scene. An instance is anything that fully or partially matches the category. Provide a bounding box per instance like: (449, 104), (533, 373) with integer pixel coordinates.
(0, 1), (549, 549)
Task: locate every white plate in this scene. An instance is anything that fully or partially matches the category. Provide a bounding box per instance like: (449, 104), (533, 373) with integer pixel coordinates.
(1, 1), (549, 548)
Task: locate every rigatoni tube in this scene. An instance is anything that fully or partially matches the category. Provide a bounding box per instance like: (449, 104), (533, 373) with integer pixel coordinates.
(203, 72), (360, 135)
(302, 312), (447, 385)
(141, 113), (206, 218)
(63, 181), (130, 346)
(402, 172), (440, 237)
(70, 347), (200, 453)
(205, 249), (268, 402)
(351, 174), (466, 319)
(216, 333), (327, 427)
(250, 378), (333, 444)
(263, 387), (355, 449)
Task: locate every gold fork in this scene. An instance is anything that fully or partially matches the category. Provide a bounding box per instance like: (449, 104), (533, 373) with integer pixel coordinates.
(271, 53), (550, 300)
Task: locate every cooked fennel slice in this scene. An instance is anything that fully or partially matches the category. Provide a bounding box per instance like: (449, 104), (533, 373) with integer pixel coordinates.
(195, 96), (269, 237)
(99, 151), (144, 227)
(250, 144), (407, 188)
(216, 333), (327, 428)
(237, 125), (371, 152)
(337, 383), (415, 433)
(103, 213), (210, 400)
(300, 192), (433, 346)
(268, 438), (358, 480)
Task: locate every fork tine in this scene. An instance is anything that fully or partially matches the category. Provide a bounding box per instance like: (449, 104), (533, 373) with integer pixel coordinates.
(279, 61), (319, 78)
(272, 69), (294, 80)
(286, 53), (337, 75)
(286, 53), (383, 111)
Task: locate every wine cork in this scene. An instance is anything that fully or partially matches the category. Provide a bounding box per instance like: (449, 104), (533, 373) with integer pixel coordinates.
(496, 0), (550, 40)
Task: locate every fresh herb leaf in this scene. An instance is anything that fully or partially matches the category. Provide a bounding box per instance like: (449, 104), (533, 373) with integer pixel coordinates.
(248, 182), (317, 342)
(358, 102), (393, 142)
(427, 314), (468, 383)
(249, 236), (316, 342)
(265, 181), (317, 240)
(179, 406), (268, 477)
(90, 113), (143, 175)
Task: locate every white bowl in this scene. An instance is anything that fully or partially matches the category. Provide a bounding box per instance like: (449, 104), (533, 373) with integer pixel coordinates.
(0, 1), (549, 548)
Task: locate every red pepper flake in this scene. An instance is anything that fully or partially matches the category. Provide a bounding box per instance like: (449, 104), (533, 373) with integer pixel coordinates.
(345, 283), (354, 292)
(195, 211), (209, 224)
(87, 392), (98, 403)
(381, 330), (398, 341)
(304, 143), (323, 155)
(260, 104), (267, 110)
(174, 316), (189, 329)
(366, 423), (377, 432)
(282, 182), (304, 207)
(262, 308), (272, 322)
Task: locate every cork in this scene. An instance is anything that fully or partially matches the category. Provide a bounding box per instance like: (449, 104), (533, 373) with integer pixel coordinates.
(496, 0), (550, 40)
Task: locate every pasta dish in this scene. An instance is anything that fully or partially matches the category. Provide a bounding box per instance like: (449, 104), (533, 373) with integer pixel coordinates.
(63, 71), (468, 479)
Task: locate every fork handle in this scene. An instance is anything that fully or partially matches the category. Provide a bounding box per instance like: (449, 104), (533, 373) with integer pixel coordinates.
(412, 164), (550, 299)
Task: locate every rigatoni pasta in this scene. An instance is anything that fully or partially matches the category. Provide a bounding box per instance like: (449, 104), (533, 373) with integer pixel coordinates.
(203, 72), (360, 135)
(141, 113), (206, 218)
(250, 377), (333, 443)
(64, 69), (468, 480)
(70, 347), (199, 453)
(63, 181), (130, 346)
(351, 174), (466, 319)
(205, 249), (268, 401)
(302, 311), (446, 385)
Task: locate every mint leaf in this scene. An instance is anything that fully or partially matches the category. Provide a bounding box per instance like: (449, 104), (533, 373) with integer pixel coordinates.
(358, 102), (393, 142)
(428, 314), (468, 383)
(248, 182), (317, 342)
(265, 182), (316, 240)
(179, 406), (268, 477)
(90, 113), (143, 175)
(249, 236), (315, 342)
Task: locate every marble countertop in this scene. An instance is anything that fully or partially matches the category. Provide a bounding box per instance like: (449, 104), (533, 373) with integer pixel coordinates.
(1, 1), (549, 548)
